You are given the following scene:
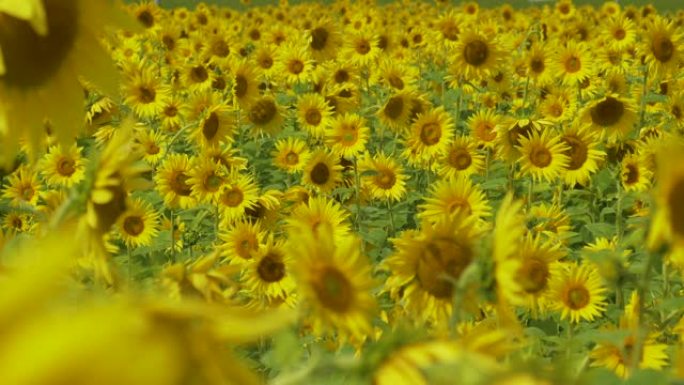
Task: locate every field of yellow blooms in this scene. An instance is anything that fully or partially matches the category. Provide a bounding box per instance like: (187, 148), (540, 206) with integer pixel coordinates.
(3, 0), (684, 384)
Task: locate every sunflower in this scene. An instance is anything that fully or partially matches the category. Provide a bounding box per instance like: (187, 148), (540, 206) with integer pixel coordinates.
(551, 41), (594, 86)
(307, 18), (342, 61)
(39, 143), (86, 188)
(497, 234), (565, 315)
(374, 58), (418, 91)
(581, 94), (637, 142)
(253, 44), (278, 77)
(187, 157), (226, 204)
(217, 170), (260, 223)
(286, 195), (351, 241)
(301, 149), (343, 193)
(495, 117), (550, 163)
(189, 103), (235, 150)
(621, 153), (652, 192)
(436, 135), (485, 179)
(405, 106), (454, 162)
(359, 152), (407, 202)
(467, 109), (499, 149)
(560, 124), (605, 187)
(155, 153), (197, 209)
(527, 203), (572, 245)
(325, 113), (369, 159)
(272, 137), (311, 174)
(548, 263), (607, 323)
(123, 64), (171, 121)
(296, 93), (333, 139)
(288, 223), (375, 342)
(591, 332), (669, 378)
(525, 42), (553, 86)
(134, 128), (167, 166)
(323, 61), (359, 89)
(2, 166), (40, 207)
(383, 212), (483, 327)
(180, 61), (215, 92)
(158, 95), (185, 133)
(601, 15), (637, 52)
(219, 220), (265, 264)
(517, 129), (570, 183)
(377, 89), (415, 133)
(640, 17), (684, 79)
(450, 29), (501, 81)
(341, 30), (380, 67)
(245, 96), (284, 136)
(0, 0), (125, 164)
(276, 43), (314, 86)
(231, 59), (262, 108)
(419, 176), (490, 223)
(242, 235), (296, 308)
(116, 197), (160, 248)
(1, 210), (35, 235)
(539, 92), (575, 123)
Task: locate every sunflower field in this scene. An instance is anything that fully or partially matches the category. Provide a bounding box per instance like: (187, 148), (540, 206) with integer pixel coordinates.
(4, 0), (684, 384)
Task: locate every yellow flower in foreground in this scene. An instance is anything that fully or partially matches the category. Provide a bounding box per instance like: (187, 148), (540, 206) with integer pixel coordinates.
(549, 263), (607, 323)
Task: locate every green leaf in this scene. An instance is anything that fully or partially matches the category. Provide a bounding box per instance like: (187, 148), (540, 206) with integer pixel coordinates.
(585, 223), (615, 239)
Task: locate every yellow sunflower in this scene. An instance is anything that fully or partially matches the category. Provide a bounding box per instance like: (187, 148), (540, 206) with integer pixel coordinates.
(325, 113), (370, 159)
(39, 143), (86, 188)
(377, 89), (415, 133)
(301, 149), (343, 193)
(187, 157), (227, 204)
(231, 59), (262, 108)
(601, 15), (637, 52)
(241, 235), (296, 308)
(581, 94), (637, 142)
(620, 153), (653, 192)
(217, 170), (260, 223)
(467, 109), (499, 149)
(450, 29), (502, 81)
(296, 93), (333, 139)
(640, 17), (684, 79)
(548, 263), (607, 323)
(155, 153), (197, 210)
(116, 197), (160, 248)
(134, 128), (167, 166)
(286, 195), (351, 241)
(516, 129), (570, 183)
(189, 103), (235, 150)
(180, 61), (215, 92)
(405, 106), (454, 162)
(560, 124), (605, 187)
(436, 135), (485, 179)
(244, 96), (284, 137)
(123, 63), (171, 121)
(419, 176), (491, 223)
(341, 30), (380, 67)
(2, 166), (40, 207)
(383, 212), (483, 328)
(219, 220), (265, 264)
(276, 43), (314, 85)
(288, 222), (375, 343)
(359, 152), (407, 202)
(551, 40), (594, 86)
(272, 137), (311, 174)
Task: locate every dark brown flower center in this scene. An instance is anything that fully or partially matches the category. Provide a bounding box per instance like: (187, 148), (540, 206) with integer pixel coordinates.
(310, 162), (330, 185)
(590, 97), (624, 127)
(234, 74), (248, 98)
(57, 157), (76, 176)
(652, 35), (674, 62)
(667, 178), (684, 236)
(310, 27), (329, 50)
(305, 108), (322, 126)
(312, 266), (354, 312)
(420, 122), (442, 145)
(384, 96), (404, 120)
(170, 172), (192, 196)
(624, 163), (639, 185)
(448, 148), (472, 170)
(374, 169), (396, 189)
(221, 187), (244, 207)
(518, 257), (549, 294)
(417, 237), (472, 299)
(123, 215), (145, 236)
(564, 55), (581, 73)
(463, 39), (489, 66)
(202, 112), (220, 141)
(565, 285), (590, 309)
(530, 146), (552, 168)
(257, 252), (286, 282)
(562, 135), (588, 170)
(249, 99), (277, 125)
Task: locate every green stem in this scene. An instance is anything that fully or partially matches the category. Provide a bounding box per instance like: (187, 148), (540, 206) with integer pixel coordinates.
(387, 200), (395, 237)
(631, 249), (658, 371)
(616, 171), (623, 241)
(170, 210), (176, 262)
(527, 177), (534, 210)
(353, 156), (362, 232)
